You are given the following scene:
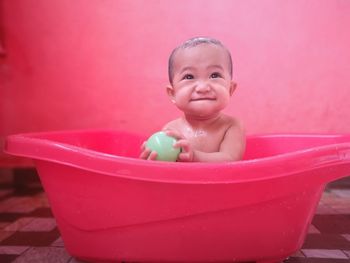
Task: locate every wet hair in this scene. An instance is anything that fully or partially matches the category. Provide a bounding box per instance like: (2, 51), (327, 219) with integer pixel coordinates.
(168, 37), (233, 84)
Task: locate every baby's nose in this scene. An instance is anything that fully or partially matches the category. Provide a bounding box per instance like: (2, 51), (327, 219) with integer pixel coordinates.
(195, 81), (211, 92)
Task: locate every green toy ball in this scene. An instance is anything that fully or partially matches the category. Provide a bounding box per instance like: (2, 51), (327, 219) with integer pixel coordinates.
(146, 131), (180, 162)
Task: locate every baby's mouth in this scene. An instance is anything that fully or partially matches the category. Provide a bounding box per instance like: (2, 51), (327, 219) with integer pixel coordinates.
(190, 98), (216, 101)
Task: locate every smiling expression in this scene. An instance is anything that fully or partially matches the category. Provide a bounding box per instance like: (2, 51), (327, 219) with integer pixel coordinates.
(167, 43), (236, 119)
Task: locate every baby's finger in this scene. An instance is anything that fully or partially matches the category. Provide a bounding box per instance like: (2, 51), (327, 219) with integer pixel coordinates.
(139, 147), (151, 159)
(178, 152), (193, 162)
(140, 141), (147, 151)
(174, 139), (190, 152)
(163, 129), (184, 140)
(148, 151), (158, 160)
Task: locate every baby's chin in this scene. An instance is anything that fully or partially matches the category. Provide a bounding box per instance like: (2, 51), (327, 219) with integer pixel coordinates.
(184, 108), (224, 120)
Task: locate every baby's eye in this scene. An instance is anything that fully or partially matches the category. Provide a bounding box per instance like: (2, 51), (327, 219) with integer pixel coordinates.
(210, 72), (222, 78)
(183, 74), (194, 80)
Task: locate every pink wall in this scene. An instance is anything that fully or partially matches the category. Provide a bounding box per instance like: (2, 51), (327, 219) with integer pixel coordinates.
(1, 0), (350, 165)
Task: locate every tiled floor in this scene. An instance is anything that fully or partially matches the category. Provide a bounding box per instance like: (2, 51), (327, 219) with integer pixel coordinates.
(0, 169), (349, 263)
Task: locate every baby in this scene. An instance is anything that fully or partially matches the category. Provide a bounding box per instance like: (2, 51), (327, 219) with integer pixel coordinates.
(140, 37), (245, 162)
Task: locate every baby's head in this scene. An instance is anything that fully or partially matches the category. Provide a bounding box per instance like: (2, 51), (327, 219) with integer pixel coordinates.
(168, 37), (233, 85)
(166, 37), (236, 118)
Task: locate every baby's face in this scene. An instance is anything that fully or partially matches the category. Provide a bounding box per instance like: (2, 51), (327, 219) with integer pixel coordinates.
(167, 44), (235, 119)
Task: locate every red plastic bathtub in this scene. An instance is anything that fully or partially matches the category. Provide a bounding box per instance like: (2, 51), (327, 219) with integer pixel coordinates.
(4, 130), (350, 262)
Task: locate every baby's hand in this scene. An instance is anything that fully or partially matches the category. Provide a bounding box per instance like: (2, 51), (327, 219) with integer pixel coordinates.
(139, 141), (158, 160)
(163, 129), (194, 162)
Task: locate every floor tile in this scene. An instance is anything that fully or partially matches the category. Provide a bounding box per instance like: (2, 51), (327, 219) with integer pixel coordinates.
(1, 228), (60, 246)
(0, 212), (24, 222)
(303, 234), (350, 249)
(0, 190), (13, 199)
(0, 222), (10, 229)
(6, 196), (48, 213)
(285, 258), (350, 263)
(307, 224), (321, 234)
(20, 218), (57, 232)
(333, 208), (350, 214)
(330, 189), (350, 198)
(290, 250), (305, 258)
(0, 254), (18, 263)
(51, 237), (65, 247)
(342, 234), (350, 242)
(3, 217), (34, 231)
(301, 249), (348, 259)
(12, 247), (71, 263)
(0, 197), (37, 213)
(68, 257), (88, 263)
(312, 214), (350, 234)
(0, 245), (29, 255)
(0, 231), (15, 242)
(315, 205), (338, 215)
(27, 207), (53, 217)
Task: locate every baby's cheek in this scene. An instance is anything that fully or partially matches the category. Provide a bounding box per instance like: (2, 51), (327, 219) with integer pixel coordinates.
(174, 93), (189, 105)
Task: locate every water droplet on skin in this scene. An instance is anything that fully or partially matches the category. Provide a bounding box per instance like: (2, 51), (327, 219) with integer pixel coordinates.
(194, 130), (206, 137)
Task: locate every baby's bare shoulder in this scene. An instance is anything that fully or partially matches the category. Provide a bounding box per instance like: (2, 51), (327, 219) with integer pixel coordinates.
(163, 118), (184, 130)
(221, 114), (243, 130)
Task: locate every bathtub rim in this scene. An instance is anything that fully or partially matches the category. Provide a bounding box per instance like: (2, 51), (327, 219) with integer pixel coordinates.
(4, 129), (350, 184)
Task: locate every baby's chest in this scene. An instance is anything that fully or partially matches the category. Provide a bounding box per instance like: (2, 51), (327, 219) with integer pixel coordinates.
(188, 130), (226, 152)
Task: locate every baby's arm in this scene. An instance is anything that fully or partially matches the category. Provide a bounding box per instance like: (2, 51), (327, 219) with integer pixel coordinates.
(165, 121), (245, 162)
(196, 123), (245, 162)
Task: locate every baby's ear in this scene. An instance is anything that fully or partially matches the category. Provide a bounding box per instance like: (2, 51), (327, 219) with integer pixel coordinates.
(229, 81), (237, 96)
(166, 85), (176, 103)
